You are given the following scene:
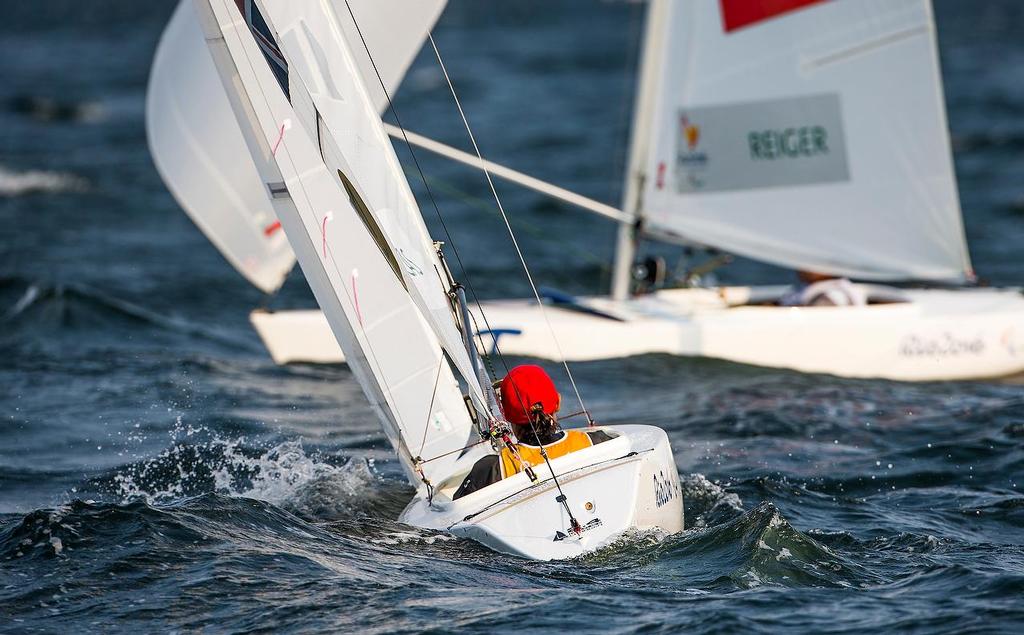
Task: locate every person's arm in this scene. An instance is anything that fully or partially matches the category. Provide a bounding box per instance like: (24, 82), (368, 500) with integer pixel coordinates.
(452, 455), (501, 500)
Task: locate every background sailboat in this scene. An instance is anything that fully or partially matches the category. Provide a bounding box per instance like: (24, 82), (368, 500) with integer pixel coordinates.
(149, 0), (1024, 382)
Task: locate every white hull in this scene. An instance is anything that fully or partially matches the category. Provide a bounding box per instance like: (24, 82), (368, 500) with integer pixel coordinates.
(399, 425), (683, 561)
(251, 285), (1024, 381)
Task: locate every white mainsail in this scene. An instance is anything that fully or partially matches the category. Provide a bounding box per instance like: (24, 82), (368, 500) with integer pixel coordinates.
(191, 0), (480, 486)
(632, 0), (972, 282)
(263, 0), (491, 419)
(148, 0), (446, 293)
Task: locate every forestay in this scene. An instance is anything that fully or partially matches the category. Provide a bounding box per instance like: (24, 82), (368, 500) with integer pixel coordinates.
(636, 0), (972, 282)
(148, 0), (446, 293)
(191, 0), (480, 486)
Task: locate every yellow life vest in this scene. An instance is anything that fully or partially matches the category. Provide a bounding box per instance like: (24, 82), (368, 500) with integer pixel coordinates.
(498, 430), (594, 479)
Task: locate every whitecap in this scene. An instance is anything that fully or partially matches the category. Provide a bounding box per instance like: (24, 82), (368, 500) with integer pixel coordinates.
(0, 166), (87, 197)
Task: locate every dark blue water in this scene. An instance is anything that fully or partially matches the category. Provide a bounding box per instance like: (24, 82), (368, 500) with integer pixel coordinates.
(3, 1), (1024, 632)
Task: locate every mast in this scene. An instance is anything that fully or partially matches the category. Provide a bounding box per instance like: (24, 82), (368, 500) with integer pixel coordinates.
(610, 0), (671, 301)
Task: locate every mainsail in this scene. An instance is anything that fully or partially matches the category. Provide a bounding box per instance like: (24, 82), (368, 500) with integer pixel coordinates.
(148, 0), (446, 293)
(191, 0), (480, 485)
(631, 0), (972, 282)
(264, 0), (489, 407)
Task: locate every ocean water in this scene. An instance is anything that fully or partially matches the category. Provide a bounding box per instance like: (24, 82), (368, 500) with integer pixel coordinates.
(2, 1), (1024, 632)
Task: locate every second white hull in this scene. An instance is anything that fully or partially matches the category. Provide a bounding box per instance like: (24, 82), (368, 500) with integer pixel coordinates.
(251, 285), (1024, 381)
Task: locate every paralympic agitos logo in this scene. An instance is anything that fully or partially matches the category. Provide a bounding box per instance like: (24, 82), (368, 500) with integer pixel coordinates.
(675, 114), (709, 190)
(681, 115), (700, 151)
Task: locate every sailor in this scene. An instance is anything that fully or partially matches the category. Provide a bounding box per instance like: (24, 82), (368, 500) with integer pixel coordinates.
(779, 270), (868, 307)
(452, 365), (612, 499)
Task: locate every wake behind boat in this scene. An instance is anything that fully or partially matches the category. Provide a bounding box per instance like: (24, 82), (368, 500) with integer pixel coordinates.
(183, 0), (683, 559)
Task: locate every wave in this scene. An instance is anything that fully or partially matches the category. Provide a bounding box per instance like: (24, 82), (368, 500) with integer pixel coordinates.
(86, 419), (409, 524)
(680, 473), (745, 529)
(0, 491), (475, 632)
(584, 501), (879, 590)
(1, 410), (868, 596)
(951, 130), (1024, 153)
(0, 277), (257, 353)
(5, 94), (105, 124)
(0, 165), (88, 197)
(701, 502), (878, 589)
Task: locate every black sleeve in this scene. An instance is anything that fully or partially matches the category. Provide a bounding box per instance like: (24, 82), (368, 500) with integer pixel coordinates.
(452, 455), (502, 500)
(586, 430), (615, 445)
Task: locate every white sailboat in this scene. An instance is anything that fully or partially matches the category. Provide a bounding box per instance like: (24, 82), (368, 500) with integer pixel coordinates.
(182, 0), (683, 560)
(245, 0), (1024, 382)
(150, 0), (1024, 383)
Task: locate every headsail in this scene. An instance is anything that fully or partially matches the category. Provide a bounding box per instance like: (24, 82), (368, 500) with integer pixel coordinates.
(633, 0), (972, 282)
(147, 0), (295, 293)
(148, 0), (446, 293)
(191, 0), (479, 486)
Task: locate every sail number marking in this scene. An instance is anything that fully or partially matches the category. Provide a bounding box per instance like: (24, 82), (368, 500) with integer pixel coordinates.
(653, 470), (678, 508)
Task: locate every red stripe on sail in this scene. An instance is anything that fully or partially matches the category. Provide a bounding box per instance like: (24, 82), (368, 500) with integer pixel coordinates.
(263, 220), (281, 237)
(720, 0), (826, 33)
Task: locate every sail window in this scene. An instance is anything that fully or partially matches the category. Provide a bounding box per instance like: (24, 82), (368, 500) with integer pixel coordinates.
(337, 170), (406, 289)
(237, 0), (290, 99)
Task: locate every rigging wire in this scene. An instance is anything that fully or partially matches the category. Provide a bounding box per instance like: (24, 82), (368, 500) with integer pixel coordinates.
(426, 33), (594, 427)
(502, 381), (584, 536)
(342, 0), (513, 404)
(400, 166), (611, 272)
(417, 28), (589, 531)
(344, 3), (588, 534)
(417, 358), (446, 458)
(344, 2), (589, 532)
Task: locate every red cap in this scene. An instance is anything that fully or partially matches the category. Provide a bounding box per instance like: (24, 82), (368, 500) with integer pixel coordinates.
(499, 365), (560, 424)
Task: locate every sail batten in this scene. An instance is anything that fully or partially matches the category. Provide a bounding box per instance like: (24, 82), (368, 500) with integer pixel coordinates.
(635, 0), (972, 282)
